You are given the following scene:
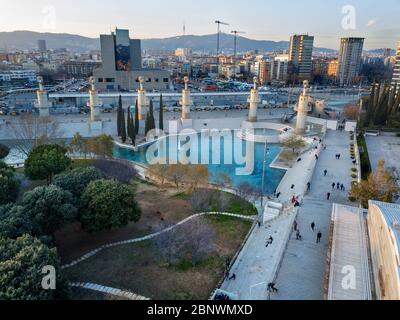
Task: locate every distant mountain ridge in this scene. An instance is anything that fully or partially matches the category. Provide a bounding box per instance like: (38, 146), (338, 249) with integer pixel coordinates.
(2, 30), (392, 54)
(0, 30), (338, 53)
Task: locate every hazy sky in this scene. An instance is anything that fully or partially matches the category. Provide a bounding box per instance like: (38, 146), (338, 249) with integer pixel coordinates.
(0, 0), (399, 49)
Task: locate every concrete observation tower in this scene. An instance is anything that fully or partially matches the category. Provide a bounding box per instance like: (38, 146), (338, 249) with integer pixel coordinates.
(137, 76), (149, 121)
(180, 76), (193, 128)
(248, 77), (260, 122)
(35, 76), (50, 117)
(88, 76), (101, 122)
(295, 80), (313, 134)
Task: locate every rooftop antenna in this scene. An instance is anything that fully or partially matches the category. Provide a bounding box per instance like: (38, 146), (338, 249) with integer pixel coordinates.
(215, 20), (230, 72)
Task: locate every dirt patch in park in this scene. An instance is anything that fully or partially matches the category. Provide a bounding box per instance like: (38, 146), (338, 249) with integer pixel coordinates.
(65, 216), (252, 300)
(55, 183), (192, 264)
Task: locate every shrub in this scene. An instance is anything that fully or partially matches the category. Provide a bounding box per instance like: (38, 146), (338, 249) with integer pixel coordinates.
(0, 162), (20, 205)
(53, 166), (103, 199)
(79, 179), (141, 232)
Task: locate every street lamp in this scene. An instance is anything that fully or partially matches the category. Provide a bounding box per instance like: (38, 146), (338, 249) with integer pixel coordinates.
(261, 141), (269, 208)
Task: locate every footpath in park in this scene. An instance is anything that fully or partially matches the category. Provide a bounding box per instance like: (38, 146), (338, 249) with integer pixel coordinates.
(271, 130), (354, 300)
(219, 137), (323, 300)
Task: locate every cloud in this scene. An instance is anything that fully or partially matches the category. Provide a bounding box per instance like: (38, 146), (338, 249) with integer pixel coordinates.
(366, 19), (377, 27)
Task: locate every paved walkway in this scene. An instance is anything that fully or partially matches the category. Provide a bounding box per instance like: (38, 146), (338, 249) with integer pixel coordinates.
(70, 282), (150, 300)
(271, 130), (354, 300)
(219, 137), (322, 300)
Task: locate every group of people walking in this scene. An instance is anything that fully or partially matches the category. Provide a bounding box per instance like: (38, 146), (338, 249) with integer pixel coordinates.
(294, 220), (322, 244)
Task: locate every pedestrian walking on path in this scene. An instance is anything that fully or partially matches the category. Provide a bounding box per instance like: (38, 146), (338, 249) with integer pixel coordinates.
(341, 184), (345, 191)
(337, 182), (340, 190)
(293, 220), (298, 231)
(317, 231), (322, 243)
(331, 182), (335, 190)
(296, 229), (302, 240)
(229, 274), (237, 281)
(324, 170), (328, 176)
(311, 222), (315, 232)
(276, 192), (281, 199)
(327, 192), (331, 200)
(307, 182), (311, 191)
(291, 184), (295, 190)
(315, 154), (319, 161)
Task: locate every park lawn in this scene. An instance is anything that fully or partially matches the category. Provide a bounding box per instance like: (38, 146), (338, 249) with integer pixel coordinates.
(70, 287), (131, 301)
(55, 183), (193, 264)
(65, 216), (252, 300)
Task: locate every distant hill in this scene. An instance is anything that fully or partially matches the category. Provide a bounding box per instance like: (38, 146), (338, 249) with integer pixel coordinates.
(0, 31), (99, 52)
(0, 30), (338, 53)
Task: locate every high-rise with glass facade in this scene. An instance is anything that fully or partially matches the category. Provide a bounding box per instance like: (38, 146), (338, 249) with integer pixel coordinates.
(337, 37), (364, 86)
(289, 34), (314, 81)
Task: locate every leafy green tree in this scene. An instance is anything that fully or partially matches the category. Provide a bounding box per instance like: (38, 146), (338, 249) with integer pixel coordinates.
(0, 235), (70, 300)
(25, 145), (71, 184)
(0, 204), (33, 239)
(53, 166), (103, 199)
(121, 110), (127, 143)
(117, 95), (123, 137)
(159, 94), (164, 131)
(79, 179), (141, 233)
(0, 144), (10, 159)
(0, 162), (20, 205)
(22, 185), (77, 236)
(134, 99), (139, 135)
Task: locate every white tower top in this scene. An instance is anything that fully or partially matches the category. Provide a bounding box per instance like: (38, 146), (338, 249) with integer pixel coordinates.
(37, 76), (44, 91)
(253, 77), (258, 91)
(89, 76), (96, 91)
(184, 76), (189, 91)
(139, 76), (144, 91)
(302, 80), (309, 96)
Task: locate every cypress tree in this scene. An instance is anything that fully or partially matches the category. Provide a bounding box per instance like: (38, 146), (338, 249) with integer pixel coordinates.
(130, 115), (136, 146)
(121, 110), (127, 143)
(365, 83), (376, 127)
(134, 99), (139, 135)
(159, 94), (164, 131)
(145, 112), (150, 135)
(117, 95), (123, 136)
(127, 105), (132, 138)
(149, 99), (156, 130)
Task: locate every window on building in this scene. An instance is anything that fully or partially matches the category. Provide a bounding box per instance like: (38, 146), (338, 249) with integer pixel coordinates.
(98, 78), (104, 83)
(146, 78), (151, 83)
(105, 78), (115, 83)
(155, 78), (159, 82)
(163, 78), (169, 83)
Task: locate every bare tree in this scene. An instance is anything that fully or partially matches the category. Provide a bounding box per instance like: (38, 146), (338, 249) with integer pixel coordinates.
(236, 182), (256, 202)
(281, 134), (307, 155)
(190, 189), (214, 213)
(344, 103), (360, 121)
(182, 219), (216, 266)
(8, 114), (61, 156)
(153, 221), (187, 265)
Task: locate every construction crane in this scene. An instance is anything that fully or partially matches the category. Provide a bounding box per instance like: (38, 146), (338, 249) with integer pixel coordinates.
(231, 30), (246, 79)
(215, 20), (229, 69)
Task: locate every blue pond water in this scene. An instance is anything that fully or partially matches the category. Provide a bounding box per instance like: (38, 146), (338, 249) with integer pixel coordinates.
(114, 132), (285, 195)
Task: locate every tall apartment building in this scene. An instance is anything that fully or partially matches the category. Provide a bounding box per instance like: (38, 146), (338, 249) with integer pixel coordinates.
(392, 41), (400, 89)
(289, 34), (314, 81)
(93, 28), (170, 92)
(38, 40), (47, 52)
(337, 37), (364, 86)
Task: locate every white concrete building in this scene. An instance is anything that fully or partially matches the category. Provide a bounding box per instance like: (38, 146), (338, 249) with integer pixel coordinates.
(368, 200), (400, 300)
